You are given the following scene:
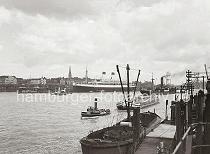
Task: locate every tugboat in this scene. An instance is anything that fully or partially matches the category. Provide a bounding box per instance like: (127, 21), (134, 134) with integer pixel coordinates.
(81, 98), (110, 118)
(80, 64), (162, 154)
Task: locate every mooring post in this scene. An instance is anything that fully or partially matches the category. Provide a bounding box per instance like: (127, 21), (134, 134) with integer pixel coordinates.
(181, 100), (186, 131)
(199, 90), (205, 122)
(204, 80), (210, 144)
(171, 101), (176, 125)
(188, 95), (193, 126)
(165, 100), (168, 120)
(132, 107), (141, 154)
(177, 99), (187, 153)
(175, 101), (181, 141)
(175, 101), (183, 154)
(194, 94), (198, 123)
(196, 91), (204, 145)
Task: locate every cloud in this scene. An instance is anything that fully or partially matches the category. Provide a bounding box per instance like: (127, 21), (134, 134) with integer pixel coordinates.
(0, 0), (162, 19)
(0, 0), (96, 19)
(0, 0), (209, 83)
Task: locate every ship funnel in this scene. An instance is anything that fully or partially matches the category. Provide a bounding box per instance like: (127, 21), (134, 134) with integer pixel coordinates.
(94, 98), (98, 110)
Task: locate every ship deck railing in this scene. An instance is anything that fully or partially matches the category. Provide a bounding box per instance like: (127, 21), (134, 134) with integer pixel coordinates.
(172, 122), (210, 154)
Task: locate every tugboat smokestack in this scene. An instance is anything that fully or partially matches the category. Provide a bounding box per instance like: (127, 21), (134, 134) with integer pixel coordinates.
(94, 98), (98, 110)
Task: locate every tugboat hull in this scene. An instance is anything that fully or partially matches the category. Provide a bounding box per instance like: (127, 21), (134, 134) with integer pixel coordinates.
(81, 111), (110, 117)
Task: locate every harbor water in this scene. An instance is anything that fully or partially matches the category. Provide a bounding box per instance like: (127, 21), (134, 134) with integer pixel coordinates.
(0, 92), (175, 154)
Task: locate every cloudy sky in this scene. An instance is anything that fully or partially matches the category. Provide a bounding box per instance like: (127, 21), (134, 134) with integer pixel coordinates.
(0, 0), (209, 83)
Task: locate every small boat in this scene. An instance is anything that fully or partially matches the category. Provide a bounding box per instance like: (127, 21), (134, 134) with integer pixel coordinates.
(81, 98), (110, 118)
(116, 94), (159, 110)
(51, 88), (67, 95)
(18, 86), (48, 93)
(58, 89), (67, 95)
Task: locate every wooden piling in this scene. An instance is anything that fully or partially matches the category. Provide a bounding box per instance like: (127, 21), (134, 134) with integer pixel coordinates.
(132, 107), (141, 154)
(165, 100), (168, 120)
(203, 80), (210, 145)
(175, 101), (181, 142)
(204, 93), (210, 144)
(175, 101), (183, 154)
(197, 91), (204, 122)
(196, 91), (205, 146)
(171, 101), (176, 125)
(187, 95), (193, 126)
(194, 94), (198, 123)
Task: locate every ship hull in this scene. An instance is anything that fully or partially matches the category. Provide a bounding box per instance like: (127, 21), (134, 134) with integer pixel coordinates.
(80, 112), (162, 154)
(73, 85), (97, 93)
(81, 139), (133, 154)
(73, 84), (145, 93)
(81, 111), (110, 117)
(117, 97), (160, 110)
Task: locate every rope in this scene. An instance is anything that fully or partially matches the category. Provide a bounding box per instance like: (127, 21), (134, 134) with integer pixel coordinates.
(116, 65), (127, 106)
(132, 70), (141, 102)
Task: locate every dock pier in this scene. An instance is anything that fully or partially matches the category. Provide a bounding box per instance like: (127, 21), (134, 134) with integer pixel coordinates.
(135, 70), (210, 154)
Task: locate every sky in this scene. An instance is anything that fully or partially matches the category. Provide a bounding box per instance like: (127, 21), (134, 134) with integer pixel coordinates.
(0, 0), (209, 84)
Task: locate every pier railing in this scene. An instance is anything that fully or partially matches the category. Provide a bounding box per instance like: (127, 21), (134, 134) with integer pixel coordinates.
(172, 122), (210, 154)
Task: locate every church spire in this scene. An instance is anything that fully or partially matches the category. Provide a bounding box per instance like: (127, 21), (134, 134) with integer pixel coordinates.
(85, 66), (88, 84)
(68, 66), (72, 79)
(67, 66), (73, 92)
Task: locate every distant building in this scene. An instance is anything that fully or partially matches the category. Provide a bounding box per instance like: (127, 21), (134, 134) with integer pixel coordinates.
(30, 79), (41, 85)
(72, 77), (84, 83)
(28, 77), (47, 86)
(47, 78), (60, 86)
(5, 76), (17, 84)
(0, 76), (7, 84)
(0, 76), (17, 84)
(17, 78), (24, 85)
(40, 77), (47, 85)
(60, 77), (66, 85)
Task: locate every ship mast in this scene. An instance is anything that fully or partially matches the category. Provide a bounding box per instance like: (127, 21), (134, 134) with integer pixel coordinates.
(151, 73), (155, 92)
(126, 64), (131, 120)
(205, 64), (209, 80)
(117, 64), (141, 120)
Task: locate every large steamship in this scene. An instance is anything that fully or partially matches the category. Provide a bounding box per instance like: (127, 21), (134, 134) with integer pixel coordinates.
(73, 82), (136, 93)
(72, 68), (139, 93)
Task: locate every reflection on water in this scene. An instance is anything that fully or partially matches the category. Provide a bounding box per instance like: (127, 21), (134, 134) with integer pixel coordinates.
(0, 92), (175, 154)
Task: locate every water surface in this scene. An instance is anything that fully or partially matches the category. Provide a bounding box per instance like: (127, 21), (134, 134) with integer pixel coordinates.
(0, 92), (175, 154)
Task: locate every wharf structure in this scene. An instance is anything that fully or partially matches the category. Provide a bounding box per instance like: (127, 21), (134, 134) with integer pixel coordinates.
(135, 69), (210, 154)
(170, 70), (210, 154)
